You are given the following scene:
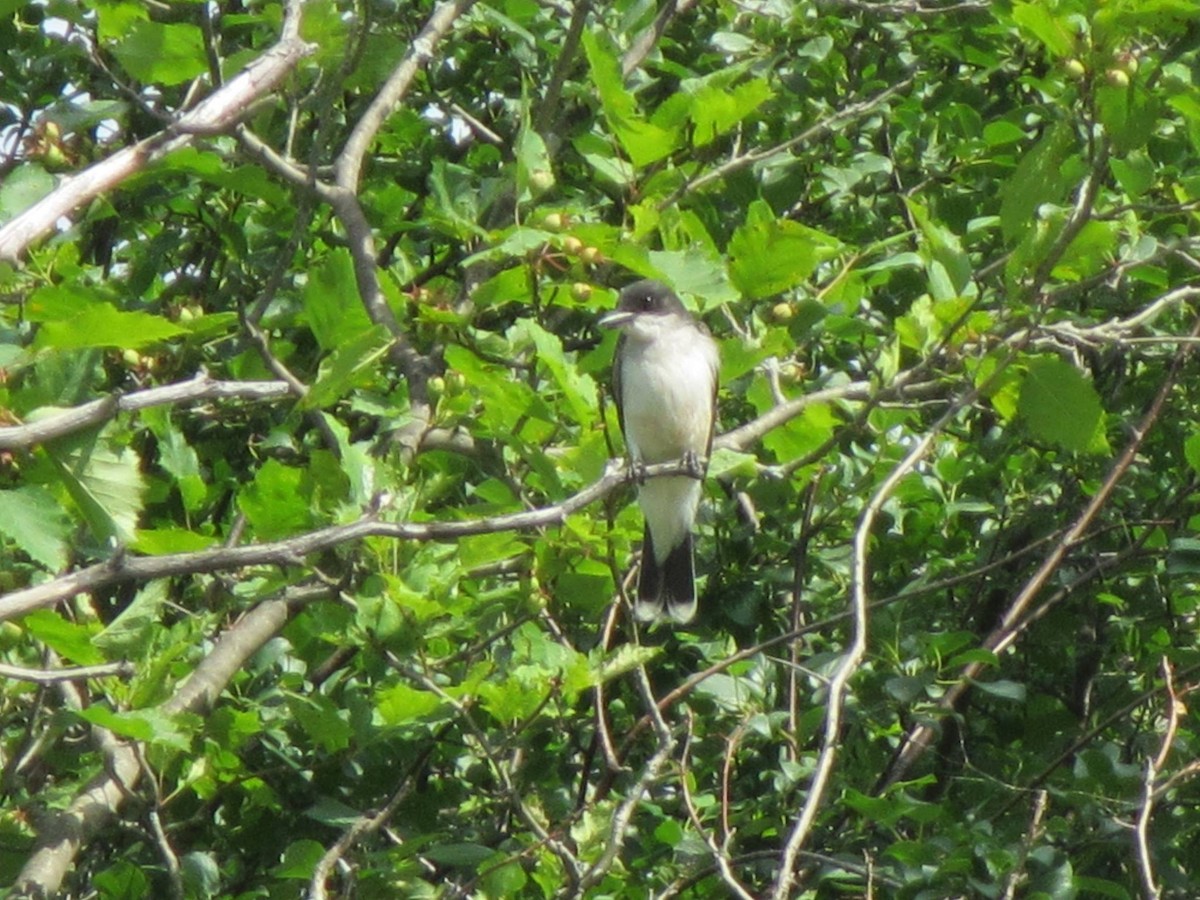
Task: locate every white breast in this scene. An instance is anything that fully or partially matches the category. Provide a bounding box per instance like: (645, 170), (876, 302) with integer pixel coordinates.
(618, 317), (718, 464)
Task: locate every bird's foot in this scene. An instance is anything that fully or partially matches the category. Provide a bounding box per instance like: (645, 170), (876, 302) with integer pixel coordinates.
(682, 450), (706, 480)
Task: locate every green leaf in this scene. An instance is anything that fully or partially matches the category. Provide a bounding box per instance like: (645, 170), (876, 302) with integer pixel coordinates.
(0, 165), (56, 224)
(999, 123), (1074, 243)
(75, 705), (195, 750)
(46, 429), (146, 544)
(22, 609), (105, 665)
(303, 249), (375, 352)
(376, 683), (441, 725)
(1017, 357), (1103, 453)
(1185, 432), (1200, 475)
(727, 200), (841, 299)
(513, 319), (598, 426)
(0, 486), (71, 570)
(1011, 2), (1077, 58)
(27, 284), (187, 350)
(972, 678), (1027, 702)
(302, 324), (393, 409)
(238, 459), (312, 540)
(458, 532), (526, 569)
(287, 694), (353, 753)
(425, 843), (493, 867)
(688, 75), (773, 147)
(93, 581), (166, 657)
(274, 840), (326, 879)
(111, 21), (207, 85)
(582, 30), (680, 167)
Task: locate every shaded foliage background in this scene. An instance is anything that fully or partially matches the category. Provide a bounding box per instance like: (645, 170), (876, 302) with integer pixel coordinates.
(3, 0), (1200, 897)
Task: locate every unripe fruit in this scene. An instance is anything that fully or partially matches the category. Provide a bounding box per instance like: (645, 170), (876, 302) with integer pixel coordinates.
(579, 246), (603, 265)
(528, 168), (554, 194)
(771, 301), (795, 322)
(543, 213), (565, 231)
(571, 282), (592, 301)
(1064, 58), (1086, 80)
(1105, 68), (1130, 88)
(562, 236), (584, 255)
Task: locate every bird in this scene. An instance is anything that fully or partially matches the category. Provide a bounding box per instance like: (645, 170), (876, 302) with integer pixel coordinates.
(599, 280), (719, 624)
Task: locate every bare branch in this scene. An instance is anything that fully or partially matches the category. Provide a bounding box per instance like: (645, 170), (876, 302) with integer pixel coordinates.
(878, 313), (1200, 790)
(622, 0), (697, 77)
(770, 379), (986, 898)
(658, 77), (914, 210)
(0, 374), (292, 451)
(0, 661), (135, 683)
(335, 0), (477, 194)
(0, 7), (314, 263)
(0, 458), (692, 620)
(10, 584), (327, 899)
(1134, 659), (1181, 900)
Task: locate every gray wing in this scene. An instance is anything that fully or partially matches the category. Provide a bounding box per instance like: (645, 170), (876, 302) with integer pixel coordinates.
(612, 332), (629, 447)
(700, 321), (719, 458)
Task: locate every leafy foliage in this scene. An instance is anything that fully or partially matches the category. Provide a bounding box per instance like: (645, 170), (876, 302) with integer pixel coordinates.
(3, 0), (1200, 897)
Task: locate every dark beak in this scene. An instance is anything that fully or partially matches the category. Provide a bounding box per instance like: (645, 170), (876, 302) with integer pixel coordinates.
(598, 310), (634, 330)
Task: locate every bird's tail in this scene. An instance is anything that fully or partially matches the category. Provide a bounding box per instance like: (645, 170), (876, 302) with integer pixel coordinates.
(634, 527), (697, 624)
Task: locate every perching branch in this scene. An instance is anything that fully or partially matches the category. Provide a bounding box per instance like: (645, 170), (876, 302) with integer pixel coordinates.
(0, 457), (692, 620)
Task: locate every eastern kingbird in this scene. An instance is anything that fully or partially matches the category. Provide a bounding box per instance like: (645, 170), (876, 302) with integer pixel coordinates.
(599, 280), (719, 624)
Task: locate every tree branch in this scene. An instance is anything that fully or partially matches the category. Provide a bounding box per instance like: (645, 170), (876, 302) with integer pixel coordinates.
(0, 0), (314, 264)
(10, 583), (328, 899)
(0, 374), (292, 451)
(877, 313), (1200, 790)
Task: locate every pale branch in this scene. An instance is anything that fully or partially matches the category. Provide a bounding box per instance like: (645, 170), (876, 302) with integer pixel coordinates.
(0, 458), (690, 621)
(658, 76), (915, 210)
(1134, 658), (1180, 900)
(769, 379), (986, 900)
(324, 2), (478, 459)
(0, 374), (293, 451)
(0, 369), (927, 618)
(878, 313), (1200, 791)
(571, 666), (677, 898)
(819, 0), (989, 15)
(621, 0), (697, 77)
(335, 0), (478, 194)
(307, 739), (438, 900)
(0, 661), (135, 683)
(10, 583), (328, 899)
(0, 0), (314, 264)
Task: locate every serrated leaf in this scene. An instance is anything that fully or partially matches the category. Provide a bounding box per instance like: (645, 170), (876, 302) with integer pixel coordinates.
(582, 30), (680, 167)
(728, 200), (841, 299)
(75, 705), (195, 750)
(376, 683), (441, 725)
(94, 581), (166, 657)
(22, 609), (105, 665)
(302, 325), (393, 409)
(238, 458), (312, 540)
(112, 21), (207, 86)
(999, 123), (1074, 243)
(0, 165), (56, 224)
(514, 319), (598, 425)
(1017, 357), (1103, 453)
(303, 249), (375, 352)
(47, 430), (146, 544)
(27, 284), (187, 350)
(0, 486), (71, 570)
